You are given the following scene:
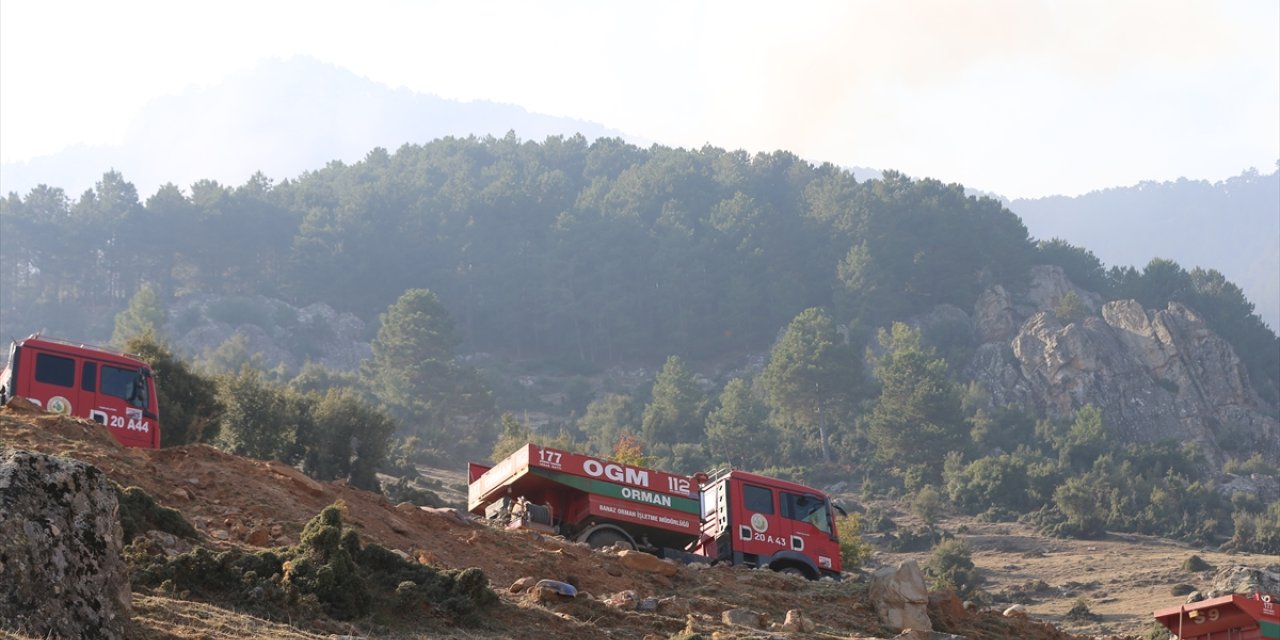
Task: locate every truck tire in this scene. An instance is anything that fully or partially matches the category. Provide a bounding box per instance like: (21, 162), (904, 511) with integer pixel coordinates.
(585, 528), (635, 551)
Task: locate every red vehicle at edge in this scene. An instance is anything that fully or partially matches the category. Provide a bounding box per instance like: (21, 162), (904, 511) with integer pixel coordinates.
(469, 443), (843, 579)
(0, 334), (161, 448)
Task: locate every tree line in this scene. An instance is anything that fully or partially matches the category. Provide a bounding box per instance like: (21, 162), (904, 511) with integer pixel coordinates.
(5, 134), (1277, 551)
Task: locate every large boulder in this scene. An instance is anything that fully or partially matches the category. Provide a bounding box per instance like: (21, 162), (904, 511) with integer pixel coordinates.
(870, 560), (933, 632)
(1208, 565), (1280, 598)
(0, 449), (132, 639)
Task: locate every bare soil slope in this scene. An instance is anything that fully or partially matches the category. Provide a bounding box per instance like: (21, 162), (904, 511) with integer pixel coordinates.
(5, 404), (1254, 639)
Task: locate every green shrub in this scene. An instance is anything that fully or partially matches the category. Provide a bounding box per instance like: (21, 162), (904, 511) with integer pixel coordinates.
(944, 454), (1033, 514)
(1054, 292), (1088, 323)
(116, 484), (199, 543)
(836, 512), (874, 569)
(128, 503), (497, 624)
(911, 485), (944, 525)
(1181, 555), (1212, 572)
(886, 525), (950, 552)
(1224, 453), (1279, 476)
(923, 539), (980, 598)
(1142, 621), (1174, 640)
(1065, 597), (1099, 621)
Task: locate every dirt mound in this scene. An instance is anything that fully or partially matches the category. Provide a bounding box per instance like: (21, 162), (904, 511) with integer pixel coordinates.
(2, 406), (1098, 639)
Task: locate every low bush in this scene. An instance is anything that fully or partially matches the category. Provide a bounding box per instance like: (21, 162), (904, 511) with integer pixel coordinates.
(128, 503), (497, 626)
(116, 484), (199, 543)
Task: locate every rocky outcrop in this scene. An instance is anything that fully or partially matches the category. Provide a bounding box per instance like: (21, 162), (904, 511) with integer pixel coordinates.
(870, 560), (933, 632)
(1024, 265), (1103, 315)
(0, 449), (132, 639)
(961, 267), (1280, 464)
(1208, 565), (1280, 597)
(168, 294), (371, 374)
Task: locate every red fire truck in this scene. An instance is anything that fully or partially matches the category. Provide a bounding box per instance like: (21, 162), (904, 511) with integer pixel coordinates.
(0, 334), (161, 448)
(468, 444), (843, 579)
(1154, 593), (1280, 640)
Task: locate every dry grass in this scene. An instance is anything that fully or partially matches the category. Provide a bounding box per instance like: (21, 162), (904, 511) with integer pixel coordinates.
(129, 594), (333, 639)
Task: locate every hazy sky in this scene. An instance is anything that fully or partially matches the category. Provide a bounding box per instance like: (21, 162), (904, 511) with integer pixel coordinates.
(2, 0), (1276, 198)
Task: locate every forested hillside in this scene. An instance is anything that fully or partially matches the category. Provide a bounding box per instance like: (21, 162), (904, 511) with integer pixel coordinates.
(3, 135), (1274, 391)
(2, 135), (1277, 552)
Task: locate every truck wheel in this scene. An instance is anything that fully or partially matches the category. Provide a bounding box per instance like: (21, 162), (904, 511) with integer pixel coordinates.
(586, 528), (634, 551)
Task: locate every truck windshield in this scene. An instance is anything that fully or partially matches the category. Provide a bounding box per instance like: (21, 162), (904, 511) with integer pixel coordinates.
(102, 365), (148, 409)
(782, 492), (832, 534)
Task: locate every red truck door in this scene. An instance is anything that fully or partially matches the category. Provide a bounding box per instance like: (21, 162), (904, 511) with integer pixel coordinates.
(779, 489), (841, 575)
(87, 361), (159, 448)
(22, 348), (85, 419)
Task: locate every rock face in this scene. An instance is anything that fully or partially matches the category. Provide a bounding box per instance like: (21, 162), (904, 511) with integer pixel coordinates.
(961, 266), (1280, 464)
(870, 560), (933, 632)
(1208, 565), (1280, 597)
(168, 294), (371, 374)
(0, 449), (132, 639)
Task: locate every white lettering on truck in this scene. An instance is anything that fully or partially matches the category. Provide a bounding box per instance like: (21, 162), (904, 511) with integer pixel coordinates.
(620, 486), (672, 507)
(582, 458), (651, 488)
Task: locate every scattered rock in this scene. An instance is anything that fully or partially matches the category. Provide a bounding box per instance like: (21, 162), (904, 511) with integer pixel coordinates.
(421, 506), (475, 526)
(893, 631), (969, 640)
(870, 560), (933, 632)
(657, 596), (690, 617)
(0, 449), (132, 640)
(721, 607), (765, 628)
(509, 576), (538, 593)
(604, 590), (639, 609)
(246, 527), (271, 547)
(1003, 604), (1028, 618)
(141, 530), (191, 557)
(780, 609), (814, 632)
(618, 549), (680, 576)
(527, 579), (577, 604)
(267, 461), (326, 497)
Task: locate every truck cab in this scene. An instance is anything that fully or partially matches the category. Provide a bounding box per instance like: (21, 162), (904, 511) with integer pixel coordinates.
(0, 334), (161, 448)
(693, 469), (842, 580)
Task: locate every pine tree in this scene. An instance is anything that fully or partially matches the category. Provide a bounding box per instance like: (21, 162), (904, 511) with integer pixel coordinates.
(112, 284), (166, 346)
(364, 289), (494, 451)
(759, 308), (860, 463)
(705, 378), (775, 470)
(866, 323), (966, 477)
(640, 355), (706, 446)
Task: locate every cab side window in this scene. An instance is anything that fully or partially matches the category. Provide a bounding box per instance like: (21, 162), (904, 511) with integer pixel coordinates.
(101, 365), (147, 408)
(782, 492), (832, 533)
(35, 353), (75, 387)
(742, 484), (774, 514)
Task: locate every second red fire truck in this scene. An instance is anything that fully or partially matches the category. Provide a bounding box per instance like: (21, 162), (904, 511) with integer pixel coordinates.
(0, 334), (162, 448)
